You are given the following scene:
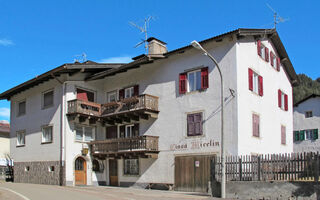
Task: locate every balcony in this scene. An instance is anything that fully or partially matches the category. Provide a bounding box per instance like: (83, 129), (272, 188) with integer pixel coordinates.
(90, 135), (159, 158)
(67, 99), (101, 117)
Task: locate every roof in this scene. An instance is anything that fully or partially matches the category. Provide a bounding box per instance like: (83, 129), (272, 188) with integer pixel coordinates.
(87, 28), (298, 85)
(0, 61), (124, 100)
(294, 93), (320, 107)
(0, 122), (10, 133)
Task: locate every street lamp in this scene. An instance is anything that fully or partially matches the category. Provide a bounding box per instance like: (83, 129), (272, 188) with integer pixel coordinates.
(191, 40), (226, 198)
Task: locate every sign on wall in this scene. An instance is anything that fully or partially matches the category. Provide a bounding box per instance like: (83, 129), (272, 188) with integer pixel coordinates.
(170, 139), (219, 151)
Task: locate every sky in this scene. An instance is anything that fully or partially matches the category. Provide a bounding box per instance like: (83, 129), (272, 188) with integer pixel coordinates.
(0, 0), (319, 122)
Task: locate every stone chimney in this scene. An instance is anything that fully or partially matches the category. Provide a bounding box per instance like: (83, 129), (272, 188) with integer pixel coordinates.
(147, 37), (167, 55)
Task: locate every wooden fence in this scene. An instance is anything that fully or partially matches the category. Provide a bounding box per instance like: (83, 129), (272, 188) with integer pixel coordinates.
(212, 152), (320, 182)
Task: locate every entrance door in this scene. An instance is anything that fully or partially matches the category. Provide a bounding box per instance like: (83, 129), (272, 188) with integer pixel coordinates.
(175, 155), (214, 193)
(109, 159), (118, 186)
(75, 157), (87, 185)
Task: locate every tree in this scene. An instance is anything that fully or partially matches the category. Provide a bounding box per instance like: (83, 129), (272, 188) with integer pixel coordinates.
(293, 74), (320, 104)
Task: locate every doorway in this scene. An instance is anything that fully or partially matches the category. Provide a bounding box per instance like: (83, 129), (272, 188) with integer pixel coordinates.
(109, 159), (118, 186)
(75, 157), (87, 185)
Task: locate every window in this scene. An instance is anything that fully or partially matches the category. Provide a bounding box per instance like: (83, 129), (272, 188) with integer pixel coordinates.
(281, 125), (286, 145)
(16, 130), (25, 146)
(124, 159), (139, 175)
(294, 129), (318, 141)
(17, 100), (26, 116)
(257, 40), (269, 62)
(77, 88), (94, 102)
(179, 67), (208, 94)
(42, 90), (54, 109)
(107, 91), (117, 103)
(278, 90), (288, 111)
(75, 125), (94, 142)
(25, 166), (30, 172)
(120, 124), (139, 138)
(252, 113), (260, 137)
(48, 166), (55, 172)
(119, 85), (139, 100)
(92, 159), (104, 172)
(270, 51), (280, 71)
(305, 111), (313, 118)
(187, 112), (203, 136)
(125, 87), (134, 98)
(42, 125), (53, 143)
(248, 68), (263, 96)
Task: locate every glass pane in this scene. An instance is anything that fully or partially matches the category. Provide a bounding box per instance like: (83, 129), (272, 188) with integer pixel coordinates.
(19, 101), (26, 115)
(42, 127), (52, 142)
(75, 125), (83, 141)
(43, 91), (53, 107)
(75, 158), (84, 170)
(196, 71), (201, 90)
(84, 127), (93, 141)
(188, 72), (195, 91)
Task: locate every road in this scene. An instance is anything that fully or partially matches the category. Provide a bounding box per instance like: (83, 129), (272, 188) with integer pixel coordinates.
(0, 182), (218, 200)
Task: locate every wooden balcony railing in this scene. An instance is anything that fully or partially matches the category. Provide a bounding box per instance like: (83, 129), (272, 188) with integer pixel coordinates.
(101, 94), (159, 117)
(67, 99), (101, 117)
(90, 135), (159, 155)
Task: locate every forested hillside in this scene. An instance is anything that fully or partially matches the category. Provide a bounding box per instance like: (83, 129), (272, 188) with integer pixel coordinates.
(293, 74), (320, 104)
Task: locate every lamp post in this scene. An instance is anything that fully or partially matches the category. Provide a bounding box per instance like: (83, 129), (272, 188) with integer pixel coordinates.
(191, 40), (226, 198)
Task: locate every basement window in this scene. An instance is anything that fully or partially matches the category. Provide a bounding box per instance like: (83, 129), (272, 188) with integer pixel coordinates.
(25, 166), (30, 172)
(48, 166), (55, 172)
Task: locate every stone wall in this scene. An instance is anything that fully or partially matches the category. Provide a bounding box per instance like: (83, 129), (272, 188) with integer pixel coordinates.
(14, 161), (65, 185)
(212, 181), (320, 200)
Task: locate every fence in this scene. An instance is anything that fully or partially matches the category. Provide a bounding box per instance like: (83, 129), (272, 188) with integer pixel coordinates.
(212, 152), (320, 182)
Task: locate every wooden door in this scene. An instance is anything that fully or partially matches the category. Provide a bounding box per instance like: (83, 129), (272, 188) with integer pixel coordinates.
(109, 159), (118, 186)
(175, 155), (214, 193)
(75, 157), (87, 185)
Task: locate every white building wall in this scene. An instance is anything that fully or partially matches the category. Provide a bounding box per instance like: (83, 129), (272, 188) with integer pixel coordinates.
(293, 97), (320, 152)
(0, 132), (10, 159)
(236, 37), (293, 155)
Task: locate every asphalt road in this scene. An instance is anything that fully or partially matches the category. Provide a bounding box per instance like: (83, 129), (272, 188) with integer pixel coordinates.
(0, 182), (218, 200)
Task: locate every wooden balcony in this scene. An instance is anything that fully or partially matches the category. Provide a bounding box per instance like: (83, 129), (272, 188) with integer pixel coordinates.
(90, 135), (159, 158)
(67, 99), (101, 117)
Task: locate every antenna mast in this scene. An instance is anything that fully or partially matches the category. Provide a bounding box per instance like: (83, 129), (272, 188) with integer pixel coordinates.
(266, 3), (289, 29)
(129, 16), (154, 53)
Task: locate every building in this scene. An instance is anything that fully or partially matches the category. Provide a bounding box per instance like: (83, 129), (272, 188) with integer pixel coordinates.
(293, 94), (320, 152)
(0, 121), (10, 179)
(0, 28), (297, 192)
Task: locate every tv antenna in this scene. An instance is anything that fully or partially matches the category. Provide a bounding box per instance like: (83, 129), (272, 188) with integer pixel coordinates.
(74, 53), (87, 63)
(129, 16), (154, 53)
(266, 3), (289, 29)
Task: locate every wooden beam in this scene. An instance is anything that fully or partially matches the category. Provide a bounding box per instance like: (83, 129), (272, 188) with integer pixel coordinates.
(138, 113), (149, 120)
(118, 115), (131, 123)
(89, 118), (97, 125)
(126, 114), (140, 121)
(79, 116), (87, 123)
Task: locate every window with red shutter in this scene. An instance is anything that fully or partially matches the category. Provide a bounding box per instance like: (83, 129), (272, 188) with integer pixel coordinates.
(187, 112), (203, 136)
(276, 57), (280, 71)
(257, 40), (261, 56)
(278, 90), (288, 111)
(284, 94), (288, 111)
(278, 89), (282, 108)
(248, 68), (253, 91)
(258, 76), (263, 96)
(270, 52), (274, 66)
(201, 67), (209, 89)
(281, 125), (286, 145)
(179, 73), (187, 94)
(265, 47), (269, 62)
(252, 113), (260, 137)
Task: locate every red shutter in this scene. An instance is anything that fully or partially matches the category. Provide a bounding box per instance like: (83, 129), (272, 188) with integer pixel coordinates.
(278, 89), (282, 108)
(134, 85), (139, 96)
(187, 114), (194, 136)
(257, 40), (261, 56)
(270, 52), (274, 66)
(258, 76), (263, 96)
(276, 57), (280, 71)
(201, 67), (209, 89)
(265, 47), (269, 62)
(179, 73), (187, 94)
(284, 94), (288, 111)
(119, 89), (125, 100)
(248, 68), (253, 91)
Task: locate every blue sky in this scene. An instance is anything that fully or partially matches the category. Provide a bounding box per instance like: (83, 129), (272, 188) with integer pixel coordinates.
(0, 0), (319, 121)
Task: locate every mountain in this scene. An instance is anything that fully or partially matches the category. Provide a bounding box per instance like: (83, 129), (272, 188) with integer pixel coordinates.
(293, 74), (320, 104)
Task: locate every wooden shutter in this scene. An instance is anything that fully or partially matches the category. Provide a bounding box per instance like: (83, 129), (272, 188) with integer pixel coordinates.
(133, 124), (139, 137)
(258, 76), (263, 96)
(281, 126), (286, 145)
(257, 40), (261, 56)
(119, 89), (125, 100)
(106, 126), (117, 139)
(276, 57), (280, 71)
(265, 47), (269, 62)
(179, 73), (187, 94)
(299, 130), (305, 141)
(294, 131), (300, 141)
(313, 129), (318, 140)
(278, 90), (282, 108)
(284, 94), (288, 111)
(134, 85), (139, 96)
(194, 113), (203, 135)
(201, 67), (209, 89)
(187, 114), (195, 136)
(119, 125), (125, 138)
(248, 68), (253, 91)
(252, 114), (260, 137)
(270, 52), (274, 66)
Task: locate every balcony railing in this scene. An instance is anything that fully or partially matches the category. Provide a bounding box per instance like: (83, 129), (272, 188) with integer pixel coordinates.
(90, 135), (159, 155)
(67, 99), (101, 117)
(101, 94), (159, 117)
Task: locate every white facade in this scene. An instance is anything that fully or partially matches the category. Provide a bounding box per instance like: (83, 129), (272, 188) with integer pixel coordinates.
(293, 95), (320, 152)
(2, 29), (297, 187)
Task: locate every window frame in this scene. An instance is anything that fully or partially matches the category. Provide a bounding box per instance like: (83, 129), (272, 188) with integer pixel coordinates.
(107, 90), (118, 103)
(17, 100), (26, 117)
(305, 111), (313, 118)
(260, 44), (266, 60)
(281, 125), (286, 145)
(252, 113), (260, 138)
(187, 69), (202, 92)
(42, 89), (54, 109)
(41, 125), (53, 144)
(124, 87), (134, 98)
(123, 158), (139, 176)
(74, 124), (95, 142)
(186, 112), (204, 137)
(125, 124), (134, 138)
(16, 130), (26, 147)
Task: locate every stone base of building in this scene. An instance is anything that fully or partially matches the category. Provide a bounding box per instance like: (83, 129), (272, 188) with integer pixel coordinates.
(14, 161), (65, 185)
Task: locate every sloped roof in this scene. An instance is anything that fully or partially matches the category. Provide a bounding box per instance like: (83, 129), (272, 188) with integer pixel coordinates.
(294, 93), (320, 107)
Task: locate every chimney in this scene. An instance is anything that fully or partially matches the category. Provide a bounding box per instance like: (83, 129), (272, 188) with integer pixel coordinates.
(147, 37), (167, 55)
